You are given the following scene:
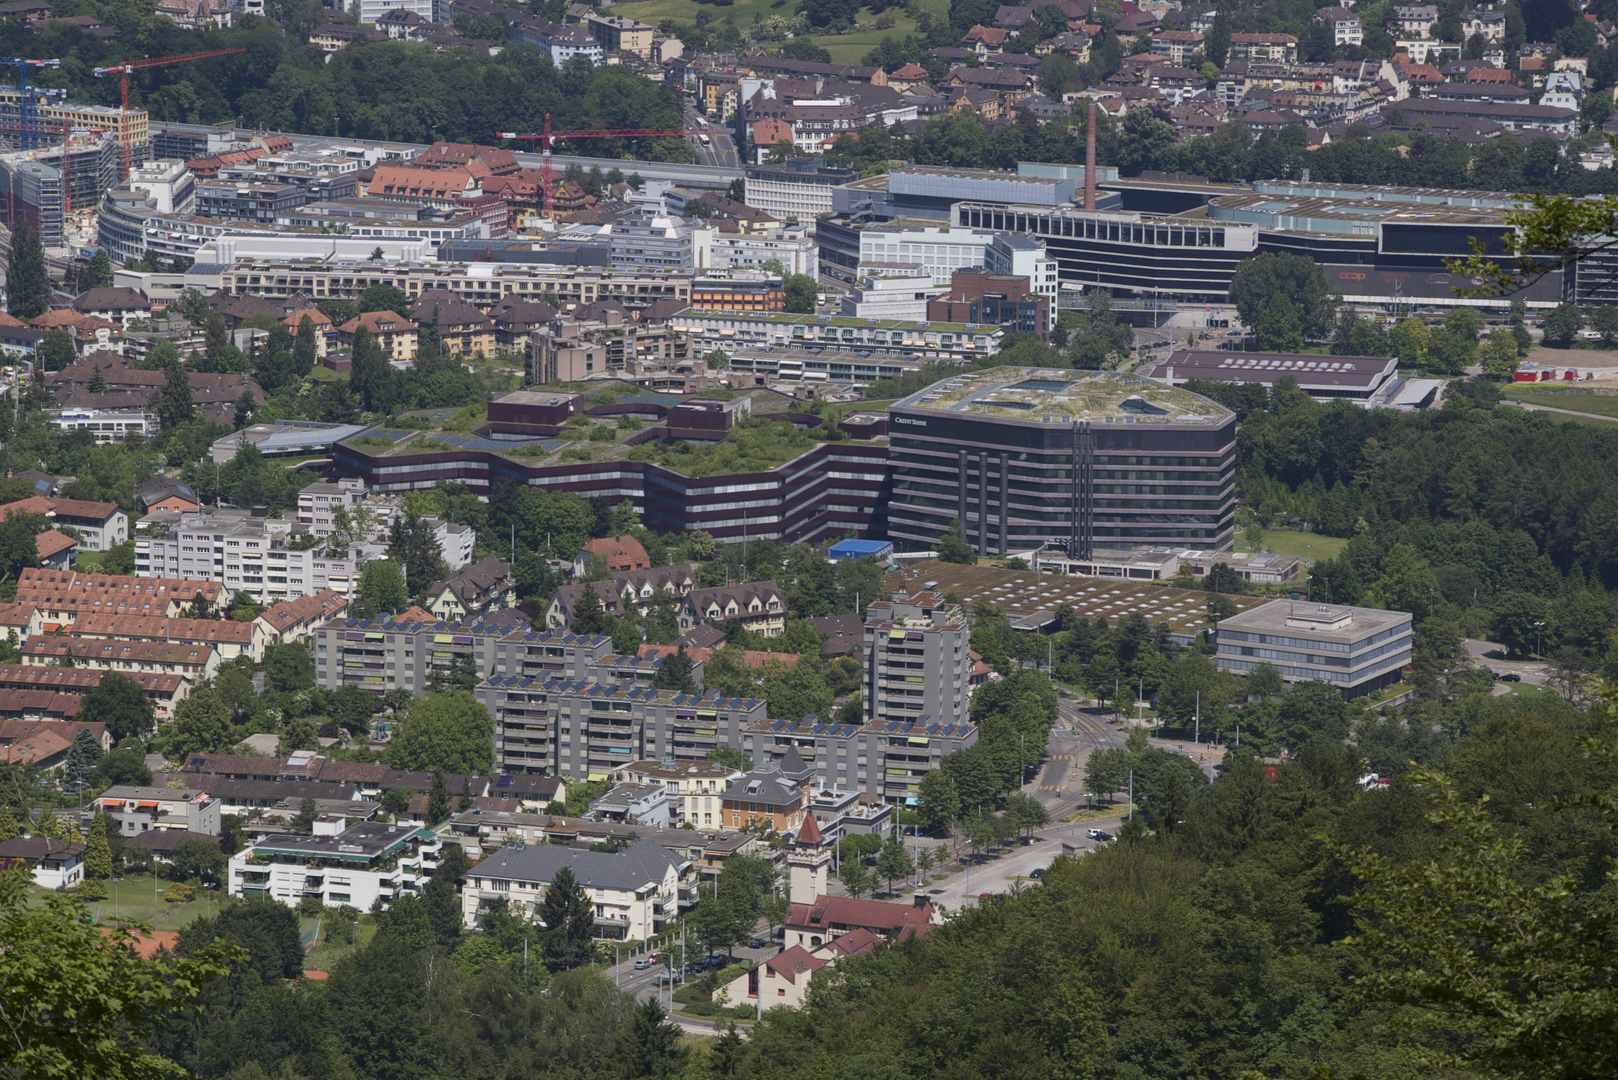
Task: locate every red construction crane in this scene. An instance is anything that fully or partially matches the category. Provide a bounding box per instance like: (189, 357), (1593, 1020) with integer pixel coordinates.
(498, 114), (714, 220)
(94, 47), (248, 179)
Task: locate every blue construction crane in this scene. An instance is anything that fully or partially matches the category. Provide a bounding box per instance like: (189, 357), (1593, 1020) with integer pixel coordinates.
(0, 57), (63, 151)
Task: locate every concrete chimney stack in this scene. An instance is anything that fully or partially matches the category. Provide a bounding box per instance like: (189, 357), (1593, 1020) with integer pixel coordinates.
(1085, 103), (1097, 211)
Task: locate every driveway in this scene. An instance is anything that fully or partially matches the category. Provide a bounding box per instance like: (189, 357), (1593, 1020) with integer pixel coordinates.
(1464, 637), (1546, 685)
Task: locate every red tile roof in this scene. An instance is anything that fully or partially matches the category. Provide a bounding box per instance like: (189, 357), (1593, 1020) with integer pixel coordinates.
(16, 569), (222, 614)
(787, 895), (934, 938)
(35, 530), (76, 561)
(764, 944), (825, 984)
(257, 588), (348, 634)
(22, 638), (219, 668)
(579, 534), (650, 572)
(71, 611), (254, 646)
(797, 812), (823, 844)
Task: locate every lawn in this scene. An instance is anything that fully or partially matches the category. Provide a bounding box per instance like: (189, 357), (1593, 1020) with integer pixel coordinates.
(72, 551), (105, 571)
(821, 397), (896, 421)
(1501, 384), (1618, 422)
(307, 365), (346, 383)
(40, 873), (237, 933)
(1252, 528), (1348, 565)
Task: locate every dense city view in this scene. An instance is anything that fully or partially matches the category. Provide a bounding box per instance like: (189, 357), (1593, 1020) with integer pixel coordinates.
(1, 0), (1615, 1078)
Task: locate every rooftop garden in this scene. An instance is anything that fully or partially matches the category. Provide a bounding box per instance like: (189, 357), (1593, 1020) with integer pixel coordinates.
(626, 417), (844, 477)
(911, 367), (1231, 422)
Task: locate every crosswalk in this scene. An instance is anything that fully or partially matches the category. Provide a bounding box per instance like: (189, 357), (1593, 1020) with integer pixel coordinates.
(1037, 785), (1066, 792)
(1048, 754), (1077, 761)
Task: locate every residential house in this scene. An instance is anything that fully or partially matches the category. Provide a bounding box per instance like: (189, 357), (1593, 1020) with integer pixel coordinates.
(14, 568), (222, 624)
(336, 310), (419, 363)
(137, 476), (201, 514)
(425, 555), (514, 622)
(0, 726), (72, 767)
(689, 581), (786, 637)
(66, 611), (264, 662)
(719, 765), (808, 833)
(1315, 6), (1362, 46)
(1229, 32), (1298, 62)
(960, 25), (1011, 56)
(574, 534), (651, 577)
(122, 829), (222, 865)
(407, 290), (498, 357)
(461, 839), (688, 940)
(0, 666), (191, 722)
(613, 758), (743, 831)
(97, 785), (223, 836)
(255, 588), (349, 647)
(0, 836), (86, 889)
(544, 564), (699, 630)
(21, 638), (221, 687)
(1151, 28), (1203, 64)
(1461, 5), (1506, 43)
(1392, 3), (1438, 38)
(0, 496), (127, 551)
(589, 782), (672, 826)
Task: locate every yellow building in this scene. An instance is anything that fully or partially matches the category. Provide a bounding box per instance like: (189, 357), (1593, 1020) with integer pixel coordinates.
(0, 92), (148, 158)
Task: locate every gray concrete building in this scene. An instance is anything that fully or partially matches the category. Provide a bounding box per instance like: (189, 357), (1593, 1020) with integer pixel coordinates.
(97, 785), (222, 836)
(745, 714), (978, 805)
(474, 677), (766, 780)
(1213, 599), (1412, 699)
(313, 612), (532, 697)
(863, 591), (973, 728)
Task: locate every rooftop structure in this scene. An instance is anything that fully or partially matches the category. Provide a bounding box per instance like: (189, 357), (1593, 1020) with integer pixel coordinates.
(1148, 350), (1400, 404)
(897, 366), (1231, 425)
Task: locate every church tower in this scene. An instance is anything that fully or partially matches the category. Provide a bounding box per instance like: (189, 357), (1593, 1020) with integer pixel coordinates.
(787, 812), (831, 906)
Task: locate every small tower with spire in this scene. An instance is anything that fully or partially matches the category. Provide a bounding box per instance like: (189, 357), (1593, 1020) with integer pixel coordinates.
(787, 812), (831, 906)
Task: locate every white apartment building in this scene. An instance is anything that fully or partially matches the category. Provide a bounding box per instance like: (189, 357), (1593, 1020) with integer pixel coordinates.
(135, 507), (362, 604)
(838, 271), (944, 322)
(743, 164), (850, 226)
(98, 785), (222, 837)
(50, 409), (156, 444)
(857, 224), (997, 287)
(296, 482), (471, 569)
(461, 839), (687, 941)
(358, 0), (437, 24)
(229, 821), (442, 911)
(693, 226), (816, 276)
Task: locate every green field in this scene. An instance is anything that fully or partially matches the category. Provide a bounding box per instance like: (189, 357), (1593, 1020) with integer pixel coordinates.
(34, 874), (249, 933)
(610, 0), (947, 65)
(1249, 528), (1347, 565)
(1501, 384), (1618, 422)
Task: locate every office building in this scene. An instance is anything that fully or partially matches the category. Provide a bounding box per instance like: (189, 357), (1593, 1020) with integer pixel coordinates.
(229, 821), (442, 910)
(743, 159), (854, 224)
(1147, 350), (1400, 404)
(863, 592), (972, 728)
(886, 367), (1237, 557)
(1214, 599), (1412, 699)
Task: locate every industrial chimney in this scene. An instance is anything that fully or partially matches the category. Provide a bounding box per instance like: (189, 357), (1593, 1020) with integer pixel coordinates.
(1084, 102), (1097, 211)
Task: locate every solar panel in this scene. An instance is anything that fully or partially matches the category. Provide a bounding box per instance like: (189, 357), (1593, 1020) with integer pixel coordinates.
(496, 775), (512, 788)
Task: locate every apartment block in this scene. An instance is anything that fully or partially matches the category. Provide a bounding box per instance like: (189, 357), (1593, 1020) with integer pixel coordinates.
(462, 839), (685, 941)
(97, 785), (222, 836)
(229, 820), (441, 911)
(135, 507), (363, 604)
(0, 496), (127, 551)
(474, 677), (766, 780)
(747, 714), (978, 805)
(613, 758), (745, 831)
(313, 611), (530, 697)
(863, 592), (972, 728)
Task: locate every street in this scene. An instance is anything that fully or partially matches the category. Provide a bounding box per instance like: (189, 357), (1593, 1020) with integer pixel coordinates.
(683, 104), (739, 169)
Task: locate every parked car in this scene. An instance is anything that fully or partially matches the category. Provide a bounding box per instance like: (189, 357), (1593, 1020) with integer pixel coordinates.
(748, 938), (769, 949)
(1087, 828), (1114, 842)
(1029, 867), (1045, 880)
(1499, 672), (1522, 683)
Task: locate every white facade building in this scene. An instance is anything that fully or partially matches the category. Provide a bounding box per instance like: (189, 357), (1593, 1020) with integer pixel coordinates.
(49, 409), (156, 444)
(838, 271), (943, 322)
(136, 507), (363, 604)
(461, 839), (687, 941)
(983, 233), (1059, 330)
(857, 224), (996, 286)
(229, 821), (442, 911)
(692, 226), (817, 276)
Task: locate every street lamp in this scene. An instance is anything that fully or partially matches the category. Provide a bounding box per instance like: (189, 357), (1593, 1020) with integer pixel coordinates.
(1533, 620), (1545, 661)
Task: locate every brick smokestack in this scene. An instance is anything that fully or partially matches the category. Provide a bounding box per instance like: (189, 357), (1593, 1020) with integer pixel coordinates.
(1084, 102), (1097, 211)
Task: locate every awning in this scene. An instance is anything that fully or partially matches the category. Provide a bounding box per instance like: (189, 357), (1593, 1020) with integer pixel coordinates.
(905, 797), (919, 806)
(587, 772), (609, 782)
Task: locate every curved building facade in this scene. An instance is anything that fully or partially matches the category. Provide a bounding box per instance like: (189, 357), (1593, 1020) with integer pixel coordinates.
(886, 368), (1236, 557)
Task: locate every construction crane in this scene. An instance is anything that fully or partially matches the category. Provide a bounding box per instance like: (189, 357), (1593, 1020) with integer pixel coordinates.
(0, 57), (64, 152)
(498, 114), (713, 220)
(94, 47), (247, 179)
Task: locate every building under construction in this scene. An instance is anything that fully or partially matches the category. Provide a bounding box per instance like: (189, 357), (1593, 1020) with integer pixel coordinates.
(0, 129), (120, 245)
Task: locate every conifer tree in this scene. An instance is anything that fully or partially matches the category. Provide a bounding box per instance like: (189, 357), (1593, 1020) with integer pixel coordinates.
(6, 218), (49, 320)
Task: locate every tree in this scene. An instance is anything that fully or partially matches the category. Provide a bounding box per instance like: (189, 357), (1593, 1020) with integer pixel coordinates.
(425, 769), (452, 826)
(293, 796), (320, 835)
(1543, 301), (1584, 347)
(170, 836), (227, 884)
(266, 644), (314, 694)
(0, 865), (235, 1078)
(293, 314), (320, 376)
(917, 767), (961, 833)
(81, 249), (114, 290)
(357, 559), (408, 616)
(876, 833), (914, 894)
(1202, 561), (1245, 594)
(6, 217), (49, 320)
(233, 389), (257, 429)
(612, 998), (688, 1080)
(84, 811), (112, 881)
(538, 864), (594, 969)
(167, 689), (234, 759)
(569, 583), (614, 635)
(63, 727), (103, 791)
(1478, 329), (1522, 377)
(1228, 252), (1338, 340)
(155, 353), (197, 432)
(782, 273), (818, 313)
(388, 511), (449, 599)
(1003, 790), (1049, 838)
(1591, 303), (1618, 347)
(359, 282), (410, 315)
(652, 646), (697, 691)
(385, 692), (494, 775)
(94, 747), (152, 788)
(1254, 295), (1304, 352)
(937, 519), (977, 564)
(0, 509), (46, 581)
(422, 872), (462, 950)
(1117, 108), (1177, 177)
(78, 673), (156, 744)
(837, 855), (872, 898)
(37, 329), (77, 373)
(1336, 770), (1618, 1080)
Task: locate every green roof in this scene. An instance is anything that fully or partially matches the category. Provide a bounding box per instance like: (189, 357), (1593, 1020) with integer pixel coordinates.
(896, 367), (1233, 424)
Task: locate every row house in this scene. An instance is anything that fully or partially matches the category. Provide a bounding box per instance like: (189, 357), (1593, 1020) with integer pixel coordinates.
(546, 566), (701, 630)
(21, 638), (221, 690)
(14, 568), (221, 624)
(65, 610), (263, 662)
(0, 664), (191, 721)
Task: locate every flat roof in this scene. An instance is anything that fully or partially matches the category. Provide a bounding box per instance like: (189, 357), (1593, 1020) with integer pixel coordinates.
(1152, 350), (1397, 390)
(1209, 192), (1509, 228)
(883, 562), (1267, 638)
(1217, 599), (1410, 640)
(894, 366), (1232, 424)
